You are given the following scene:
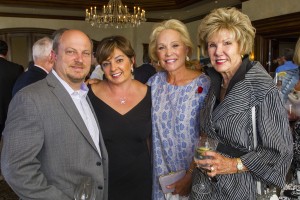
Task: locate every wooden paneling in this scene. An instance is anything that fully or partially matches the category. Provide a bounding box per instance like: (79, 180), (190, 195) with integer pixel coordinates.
(252, 12), (300, 73)
(0, 28), (54, 67)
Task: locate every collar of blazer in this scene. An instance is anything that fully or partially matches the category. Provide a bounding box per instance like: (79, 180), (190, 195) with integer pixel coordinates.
(46, 72), (101, 155)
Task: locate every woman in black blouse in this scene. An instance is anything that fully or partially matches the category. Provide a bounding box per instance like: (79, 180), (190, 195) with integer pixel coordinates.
(88, 35), (152, 200)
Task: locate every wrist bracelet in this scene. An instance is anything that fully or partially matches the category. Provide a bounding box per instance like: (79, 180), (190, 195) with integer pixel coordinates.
(187, 168), (193, 174)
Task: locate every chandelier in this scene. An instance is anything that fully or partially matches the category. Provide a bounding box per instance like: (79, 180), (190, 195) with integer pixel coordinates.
(85, 0), (146, 28)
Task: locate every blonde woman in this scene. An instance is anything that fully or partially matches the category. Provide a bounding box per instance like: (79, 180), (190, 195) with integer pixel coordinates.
(190, 7), (293, 200)
(148, 19), (210, 200)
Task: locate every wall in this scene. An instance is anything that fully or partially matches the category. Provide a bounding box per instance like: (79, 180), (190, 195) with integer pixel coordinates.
(0, 16), (159, 66)
(242, 0), (300, 21)
(1, 0), (300, 66)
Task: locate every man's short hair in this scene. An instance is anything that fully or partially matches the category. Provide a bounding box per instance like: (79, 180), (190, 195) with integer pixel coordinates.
(32, 37), (53, 62)
(0, 40), (8, 56)
(283, 48), (294, 61)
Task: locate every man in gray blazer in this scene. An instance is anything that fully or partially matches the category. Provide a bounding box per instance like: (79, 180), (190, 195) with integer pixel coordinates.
(1, 29), (108, 200)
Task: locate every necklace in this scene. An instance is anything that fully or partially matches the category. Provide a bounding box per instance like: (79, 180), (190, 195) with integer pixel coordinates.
(120, 97), (126, 104)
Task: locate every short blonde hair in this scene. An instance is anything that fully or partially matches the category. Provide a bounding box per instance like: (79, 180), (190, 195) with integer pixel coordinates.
(149, 19), (193, 63)
(198, 7), (256, 57)
(293, 37), (300, 66)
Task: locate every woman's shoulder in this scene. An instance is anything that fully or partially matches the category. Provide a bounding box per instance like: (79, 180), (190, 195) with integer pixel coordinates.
(147, 71), (166, 86)
(194, 70), (211, 86)
(89, 80), (109, 96)
(247, 62), (274, 87)
(132, 79), (149, 95)
(246, 62), (279, 103)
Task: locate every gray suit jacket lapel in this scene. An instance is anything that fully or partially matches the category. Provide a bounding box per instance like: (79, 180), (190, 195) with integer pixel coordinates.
(46, 72), (99, 153)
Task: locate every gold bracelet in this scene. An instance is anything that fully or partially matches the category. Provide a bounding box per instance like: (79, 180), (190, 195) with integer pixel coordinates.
(187, 168), (193, 174)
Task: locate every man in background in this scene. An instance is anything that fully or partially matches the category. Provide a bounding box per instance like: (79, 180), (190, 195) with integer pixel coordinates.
(89, 52), (104, 80)
(275, 48), (298, 73)
(1, 29), (108, 199)
(12, 37), (54, 96)
(275, 48), (299, 102)
(134, 53), (156, 84)
(0, 40), (23, 181)
(0, 40), (23, 135)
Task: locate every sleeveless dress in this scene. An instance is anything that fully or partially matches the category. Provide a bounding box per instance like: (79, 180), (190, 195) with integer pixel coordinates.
(88, 86), (152, 200)
(147, 72), (210, 200)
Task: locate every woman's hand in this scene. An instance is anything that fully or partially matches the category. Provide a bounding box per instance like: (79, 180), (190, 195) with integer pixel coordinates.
(195, 151), (239, 177)
(167, 172), (192, 196)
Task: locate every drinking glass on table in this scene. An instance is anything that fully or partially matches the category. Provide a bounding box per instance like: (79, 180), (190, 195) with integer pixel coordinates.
(192, 133), (218, 195)
(74, 176), (96, 200)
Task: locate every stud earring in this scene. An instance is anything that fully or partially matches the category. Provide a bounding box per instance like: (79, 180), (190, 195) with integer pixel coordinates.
(186, 56), (190, 61)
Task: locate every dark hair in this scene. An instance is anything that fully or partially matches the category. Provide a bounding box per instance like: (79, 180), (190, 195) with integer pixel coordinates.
(51, 28), (69, 39)
(96, 35), (135, 65)
(0, 40), (8, 56)
(52, 28), (69, 54)
(283, 48), (294, 61)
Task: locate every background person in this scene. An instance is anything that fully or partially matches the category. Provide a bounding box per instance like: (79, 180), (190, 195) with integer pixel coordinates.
(1, 29), (108, 200)
(0, 39), (23, 181)
(88, 35), (152, 200)
(274, 48), (299, 102)
(288, 36), (300, 183)
(0, 40), (23, 135)
(147, 19), (210, 200)
(134, 53), (156, 84)
(12, 36), (54, 96)
(275, 48), (298, 73)
(90, 51), (104, 80)
(190, 7), (293, 200)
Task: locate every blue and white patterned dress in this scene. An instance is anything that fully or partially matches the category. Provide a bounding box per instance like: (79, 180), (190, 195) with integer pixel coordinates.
(147, 72), (210, 200)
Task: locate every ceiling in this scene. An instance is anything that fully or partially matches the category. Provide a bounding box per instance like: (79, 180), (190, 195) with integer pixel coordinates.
(0, 0), (247, 23)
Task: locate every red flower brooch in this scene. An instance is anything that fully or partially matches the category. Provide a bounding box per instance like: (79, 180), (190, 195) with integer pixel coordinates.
(196, 86), (203, 93)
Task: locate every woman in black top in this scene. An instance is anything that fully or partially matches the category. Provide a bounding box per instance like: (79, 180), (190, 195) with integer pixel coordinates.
(88, 35), (152, 200)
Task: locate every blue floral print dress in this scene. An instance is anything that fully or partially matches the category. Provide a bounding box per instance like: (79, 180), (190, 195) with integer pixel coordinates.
(147, 72), (210, 200)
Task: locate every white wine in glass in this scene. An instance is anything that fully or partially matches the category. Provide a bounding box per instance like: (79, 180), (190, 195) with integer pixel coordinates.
(194, 133), (217, 169)
(74, 176), (96, 200)
(191, 133), (218, 196)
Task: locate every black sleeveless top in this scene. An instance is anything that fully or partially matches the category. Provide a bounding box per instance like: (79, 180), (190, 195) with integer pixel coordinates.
(88, 86), (152, 200)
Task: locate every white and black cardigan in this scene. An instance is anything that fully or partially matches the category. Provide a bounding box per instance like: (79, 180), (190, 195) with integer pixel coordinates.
(198, 58), (293, 199)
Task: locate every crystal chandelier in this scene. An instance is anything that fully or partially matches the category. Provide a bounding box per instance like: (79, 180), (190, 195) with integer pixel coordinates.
(85, 0), (146, 28)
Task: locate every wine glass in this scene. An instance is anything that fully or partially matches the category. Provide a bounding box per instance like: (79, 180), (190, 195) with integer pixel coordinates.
(194, 133), (217, 168)
(74, 176), (96, 200)
(192, 133), (218, 195)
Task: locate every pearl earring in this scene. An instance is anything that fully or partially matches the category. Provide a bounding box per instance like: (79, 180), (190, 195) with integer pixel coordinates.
(186, 56), (190, 61)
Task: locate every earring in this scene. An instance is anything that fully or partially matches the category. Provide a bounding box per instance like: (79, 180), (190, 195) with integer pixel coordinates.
(241, 54), (244, 59)
(131, 67), (134, 79)
(186, 56), (190, 61)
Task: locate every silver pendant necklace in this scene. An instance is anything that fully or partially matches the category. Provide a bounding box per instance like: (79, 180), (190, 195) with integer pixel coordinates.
(120, 97), (126, 104)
